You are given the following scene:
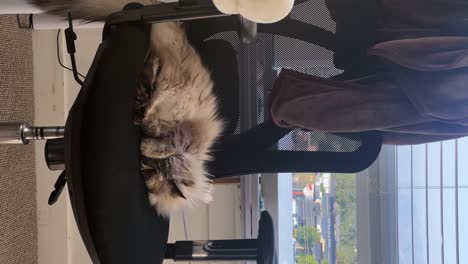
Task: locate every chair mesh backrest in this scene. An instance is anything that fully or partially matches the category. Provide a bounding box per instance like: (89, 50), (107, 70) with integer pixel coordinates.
(207, 0), (362, 153)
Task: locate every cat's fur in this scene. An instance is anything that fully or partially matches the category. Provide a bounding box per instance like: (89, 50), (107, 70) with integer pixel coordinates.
(32, 0), (223, 217)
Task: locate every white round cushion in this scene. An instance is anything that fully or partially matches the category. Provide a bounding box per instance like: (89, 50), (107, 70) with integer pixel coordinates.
(213, 0), (294, 24)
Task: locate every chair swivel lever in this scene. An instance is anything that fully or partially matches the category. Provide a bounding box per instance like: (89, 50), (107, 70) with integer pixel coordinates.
(48, 170), (67, 205)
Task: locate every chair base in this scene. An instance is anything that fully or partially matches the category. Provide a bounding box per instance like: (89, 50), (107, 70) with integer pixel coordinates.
(165, 211), (276, 264)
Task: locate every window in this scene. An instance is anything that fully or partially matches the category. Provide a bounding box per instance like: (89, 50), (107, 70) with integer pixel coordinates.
(291, 173), (357, 264)
(356, 139), (467, 264)
(243, 138), (468, 264)
(388, 139), (467, 264)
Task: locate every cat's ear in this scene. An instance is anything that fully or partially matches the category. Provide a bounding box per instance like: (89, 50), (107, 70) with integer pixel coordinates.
(171, 181), (187, 200)
(141, 156), (161, 170)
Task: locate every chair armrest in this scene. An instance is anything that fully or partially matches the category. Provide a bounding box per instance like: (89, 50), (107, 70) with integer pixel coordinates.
(210, 131), (382, 177)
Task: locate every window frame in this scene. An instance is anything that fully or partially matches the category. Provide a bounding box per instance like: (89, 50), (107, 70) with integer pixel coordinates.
(240, 145), (409, 264)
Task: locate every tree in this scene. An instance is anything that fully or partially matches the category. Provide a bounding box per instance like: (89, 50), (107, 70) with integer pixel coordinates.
(334, 174), (356, 215)
(296, 225), (321, 248)
(336, 246), (356, 264)
(297, 255), (318, 264)
(320, 183), (326, 196)
(334, 173), (357, 263)
(322, 260), (329, 264)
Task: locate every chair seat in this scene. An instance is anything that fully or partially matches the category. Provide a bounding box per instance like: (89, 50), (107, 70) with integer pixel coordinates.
(63, 8), (242, 263)
(65, 20), (169, 264)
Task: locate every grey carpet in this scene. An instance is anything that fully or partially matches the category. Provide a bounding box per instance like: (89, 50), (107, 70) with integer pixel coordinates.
(0, 15), (37, 264)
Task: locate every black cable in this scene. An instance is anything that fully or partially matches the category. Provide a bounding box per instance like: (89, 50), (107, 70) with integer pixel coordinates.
(56, 29), (86, 79)
(65, 13), (85, 86)
(16, 14), (33, 30)
(17, 14), (85, 85)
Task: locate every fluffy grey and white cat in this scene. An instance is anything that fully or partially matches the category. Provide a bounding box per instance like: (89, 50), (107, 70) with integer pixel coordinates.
(32, 0), (223, 217)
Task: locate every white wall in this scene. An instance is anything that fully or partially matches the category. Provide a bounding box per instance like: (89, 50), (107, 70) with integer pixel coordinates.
(33, 29), (69, 264)
(34, 28), (242, 264)
(262, 173), (293, 264)
(165, 184), (242, 264)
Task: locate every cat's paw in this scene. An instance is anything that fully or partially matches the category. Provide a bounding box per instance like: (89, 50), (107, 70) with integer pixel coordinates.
(140, 123), (193, 159)
(141, 137), (177, 159)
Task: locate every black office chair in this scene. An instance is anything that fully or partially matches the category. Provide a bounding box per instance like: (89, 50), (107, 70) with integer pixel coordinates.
(184, 3), (382, 177)
(0, 0), (382, 263)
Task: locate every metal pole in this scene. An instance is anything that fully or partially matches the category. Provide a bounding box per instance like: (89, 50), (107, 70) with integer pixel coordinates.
(0, 123), (64, 144)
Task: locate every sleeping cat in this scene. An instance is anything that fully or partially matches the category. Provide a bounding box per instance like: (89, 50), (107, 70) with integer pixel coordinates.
(32, 0), (223, 217)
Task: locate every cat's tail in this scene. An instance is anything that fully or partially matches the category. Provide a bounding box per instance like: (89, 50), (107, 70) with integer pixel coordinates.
(30, 0), (158, 21)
